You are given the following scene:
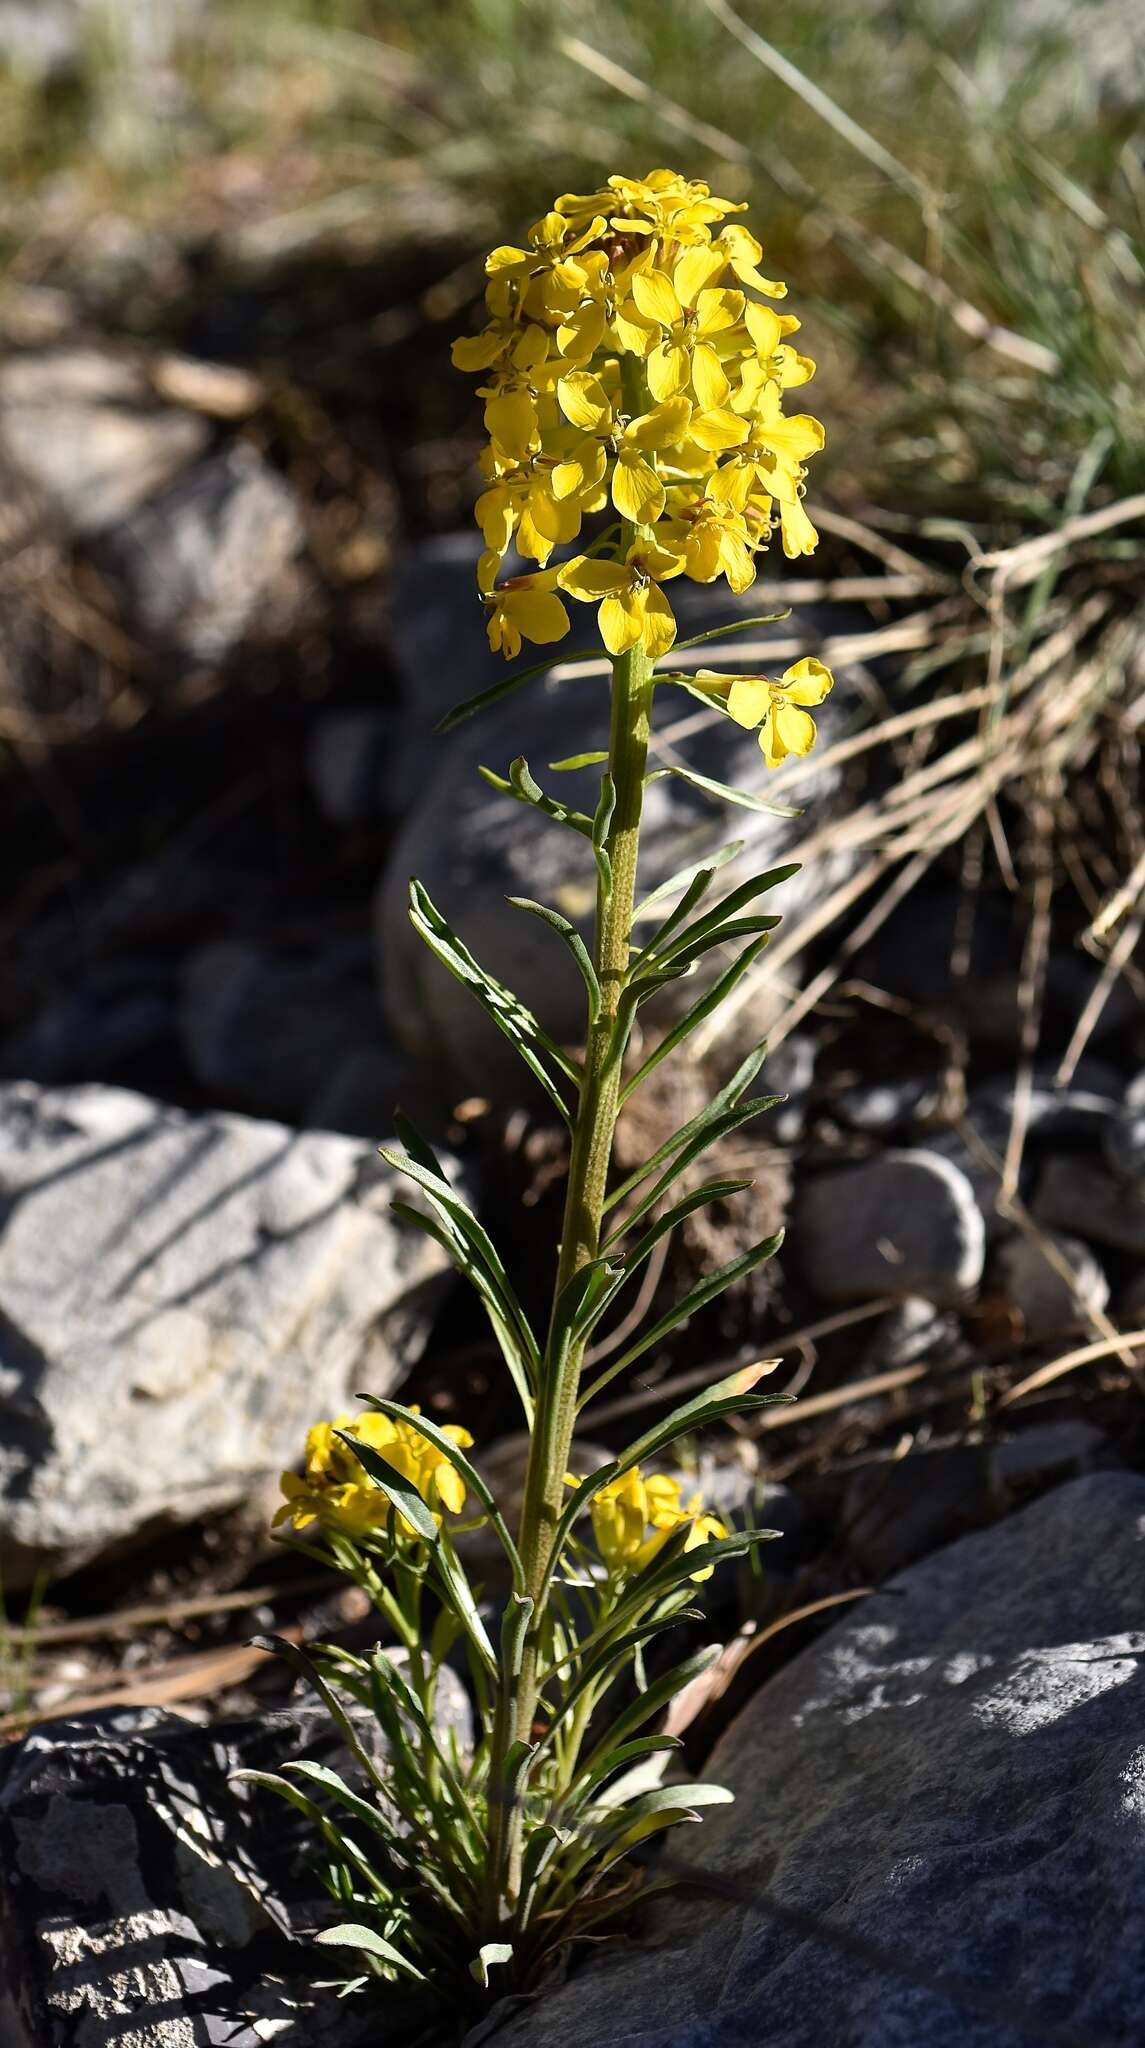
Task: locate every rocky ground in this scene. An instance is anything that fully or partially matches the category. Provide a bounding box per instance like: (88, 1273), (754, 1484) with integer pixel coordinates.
(1, 268), (1144, 2044)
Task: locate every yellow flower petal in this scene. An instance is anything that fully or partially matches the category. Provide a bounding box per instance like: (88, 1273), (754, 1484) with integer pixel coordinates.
(778, 493), (820, 558)
(640, 583), (678, 659)
(691, 343), (730, 412)
(689, 406), (747, 452)
(557, 370), (612, 431)
(484, 389), (538, 462)
(726, 676), (771, 728)
(598, 588), (643, 655)
(558, 557), (629, 600)
(625, 396), (693, 450)
(673, 243), (725, 306)
(781, 656), (834, 706)
(631, 268), (683, 327)
(646, 342), (689, 402)
(767, 700), (818, 765)
(612, 449), (665, 525)
(694, 286), (745, 336)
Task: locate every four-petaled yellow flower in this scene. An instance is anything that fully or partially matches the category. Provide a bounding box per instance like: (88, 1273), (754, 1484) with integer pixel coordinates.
(559, 539), (684, 658)
(591, 1466), (729, 1582)
(703, 657), (835, 768)
(275, 1408), (474, 1542)
(452, 165), (832, 717)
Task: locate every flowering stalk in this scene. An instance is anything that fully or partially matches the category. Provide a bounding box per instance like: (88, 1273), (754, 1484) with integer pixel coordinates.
(255, 170), (838, 2033)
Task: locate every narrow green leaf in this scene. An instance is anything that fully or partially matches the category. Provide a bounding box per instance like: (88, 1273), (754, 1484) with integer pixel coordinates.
(480, 755), (594, 837)
(507, 896), (601, 1020)
(616, 1363), (796, 1473)
(602, 1043), (767, 1217)
(336, 1431), (438, 1542)
(632, 838), (743, 928)
(620, 937), (773, 1104)
(580, 1234), (783, 1403)
(600, 1095), (779, 1248)
(567, 1734), (682, 1809)
(592, 772), (616, 900)
(388, 1200), (535, 1422)
(407, 880), (575, 1124)
(578, 1648), (722, 1777)
(549, 750), (609, 771)
(647, 761), (801, 819)
(435, 650), (602, 735)
(640, 863), (800, 970)
(663, 610), (791, 654)
(315, 1923), (426, 1979)
(356, 1395), (525, 1592)
(434, 1525), (497, 1678)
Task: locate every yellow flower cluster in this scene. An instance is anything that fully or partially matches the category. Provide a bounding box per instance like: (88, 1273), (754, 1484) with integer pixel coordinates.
(453, 168), (834, 763)
(590, 1466), (728, 1582)
(275, 1409), (472, 1541)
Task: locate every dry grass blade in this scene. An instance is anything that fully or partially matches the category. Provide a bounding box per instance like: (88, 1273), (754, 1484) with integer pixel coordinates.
(998, 1328), (1145, 1409)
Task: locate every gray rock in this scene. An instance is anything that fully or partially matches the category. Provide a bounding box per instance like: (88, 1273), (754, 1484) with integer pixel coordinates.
(842, 1443), (1000, 1579)
(765, 1033), (817, 1144)
(859, 1295), (965, 1373)
(0, 350), (206, 536)
(378, 541), (869, 1096)
(975, 1064), (1121, 1144)
(833, 1075), (938, 1135)
(991, 1420), (1110, 1495)
(1033, 1154), (1145, 1253)
(0, 1081), (455, 1584)
(989, 1229), (1109, 1341)
(503, 1471), (1145, 2048)
(103, 443), (304, 663)
(1, 960), (176, 1086)
(0, 1675), (467, 2048)
(307, 708), (403, 827)
(1102, 1111), (1145, 1179)
(795, 1150), (986, 1304)
(178, 938), (386, 1124)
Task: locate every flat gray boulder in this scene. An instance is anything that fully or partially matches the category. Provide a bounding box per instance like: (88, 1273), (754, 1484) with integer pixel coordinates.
(0, 1082), (453, 1584)
(501, 1470), (1145, 2048)
(795, 1149), (986, 1303)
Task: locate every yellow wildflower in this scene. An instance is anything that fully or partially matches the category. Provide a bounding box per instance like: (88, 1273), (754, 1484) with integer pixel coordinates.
(559, 539), (684, 658)
(591, 1466), (729, 1582)
(480, 557), (571, 658)
(703, 656), (835, 768)
(274, 1408), (475, 1541)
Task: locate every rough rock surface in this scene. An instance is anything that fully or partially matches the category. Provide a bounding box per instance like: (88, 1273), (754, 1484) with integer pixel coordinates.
(794, 1149), (986, 1303)
(0, 1081), (454, 1584)
(503, 1471), (1145, 2048)
(0, 1678), (468, 2048)
(377, 543), (869, 1095)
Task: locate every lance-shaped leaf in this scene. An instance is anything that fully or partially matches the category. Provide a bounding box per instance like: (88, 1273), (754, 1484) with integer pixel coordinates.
(662, 609), (790, 654)
(571, 1179), (753, 1348)
(480, 755), (594, 837)
(356, 1394), (526, 1593)
(508, 896), (601, 1022)
(580, 1243), (782, 1406)
(578, 1646), (723, 1778)
(470, 1943), (515, 1987)
(600, 1095), (779, 1249)
(632, 838), (743, 930)
(435, 649), (602, 735)
(647, 762), (801, 819)
(234, 1771), (387, 1899)
(614, 1361), (794, 1474)
(383, 1115), (540, 1392)
(315, 1923), (427, 1978)
(592, 772), (616, 900)
(549, 749), (608, 771)
(566, 1734), (683, 1811)
(638, 863), (800, 970)
(619, 936), (773, 1104)
(602, 1042), (768, 1219)
(407, 880), (575, 1123)
(536, 1611), (699, 1750)
(434, 1525), (498, 1678)
(390, 1199), (535, 1422)
(336, 1430), (438, 1542)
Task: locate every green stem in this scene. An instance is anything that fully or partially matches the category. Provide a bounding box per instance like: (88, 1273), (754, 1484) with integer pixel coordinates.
(484, 357), (657, 1932)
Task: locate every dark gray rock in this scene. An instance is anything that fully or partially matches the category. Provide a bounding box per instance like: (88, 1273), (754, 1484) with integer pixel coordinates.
(990, 1420), (1111, 1495)
(178, 938), (387, 1125)
(842, 1443), (1000, 1580)
(795, 1150), (986, 1304)
(0, 1672), (468, 2048)
(764, 1034), (818, 1144)
(0, 960), (176, 1086)
(378, 540), (870, 1096)
(102, 443), (304, 663)
(306, 709), (403, 827)
(858, 1295), (965, 1373)
(1033, 1155), (1145, 1254)
(0, 1081), (455, 1585)
(0, 350), (206, 536)
(502, 1471), (1145, 2048)
(833, 1075), (938, 1135)
(989, 1229), (1109, 1341)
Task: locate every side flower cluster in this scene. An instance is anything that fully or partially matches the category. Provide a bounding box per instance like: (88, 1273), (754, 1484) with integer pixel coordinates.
(453, 168), (834, 762)
(275, 1409), (472, 1542)
(590, 1466), (729, 1582)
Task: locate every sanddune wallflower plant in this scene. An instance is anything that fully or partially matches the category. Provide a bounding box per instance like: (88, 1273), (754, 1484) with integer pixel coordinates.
(249, 168), (834, 2034)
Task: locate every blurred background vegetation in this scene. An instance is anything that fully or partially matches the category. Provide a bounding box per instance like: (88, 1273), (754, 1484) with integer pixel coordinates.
(2, 0), (1142, 534)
